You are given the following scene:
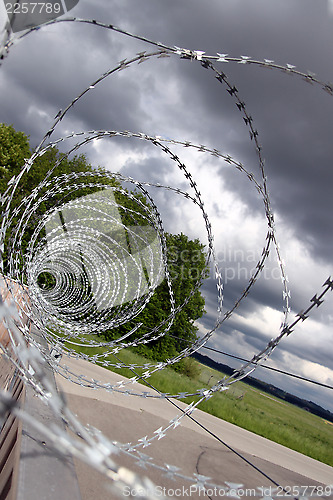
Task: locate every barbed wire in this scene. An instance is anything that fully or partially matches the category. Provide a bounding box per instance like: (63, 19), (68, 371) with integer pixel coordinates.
(0, 10), (332, 499)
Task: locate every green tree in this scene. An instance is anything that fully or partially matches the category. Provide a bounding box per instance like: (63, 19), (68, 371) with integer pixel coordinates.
(0, 124), (120, 273)
(102, 232), (208, 362)
(0, 123), (31, 193)
(0, 123), (208, 362)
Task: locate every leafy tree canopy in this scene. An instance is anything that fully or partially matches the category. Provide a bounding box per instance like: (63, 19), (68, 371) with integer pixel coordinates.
(0, 123), (208, 363)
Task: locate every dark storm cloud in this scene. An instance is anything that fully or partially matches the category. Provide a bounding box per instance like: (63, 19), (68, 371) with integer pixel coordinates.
(0, 20), (151, 145)
(121, 156), (173, 184)
(177, 56), (333, 263)
(113, 0), (333, 267)
(121, 0), (333, 266)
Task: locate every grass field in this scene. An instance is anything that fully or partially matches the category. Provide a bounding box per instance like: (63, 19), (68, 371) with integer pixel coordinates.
(64, 340), (333, 467)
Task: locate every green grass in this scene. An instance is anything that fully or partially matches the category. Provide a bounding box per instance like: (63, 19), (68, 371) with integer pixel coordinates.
(64, 339), (333, 467)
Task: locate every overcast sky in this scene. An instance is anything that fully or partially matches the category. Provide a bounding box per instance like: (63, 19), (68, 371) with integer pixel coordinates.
(0, 0), (333, 412)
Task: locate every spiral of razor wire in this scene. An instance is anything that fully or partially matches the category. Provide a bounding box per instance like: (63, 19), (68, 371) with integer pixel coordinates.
(0, 12), (332, 498)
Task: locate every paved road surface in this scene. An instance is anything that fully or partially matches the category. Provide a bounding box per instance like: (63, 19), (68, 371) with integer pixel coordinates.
(54, 356), (333, 499)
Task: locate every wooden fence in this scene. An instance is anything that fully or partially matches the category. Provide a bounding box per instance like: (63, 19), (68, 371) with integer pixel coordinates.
(0, 279), (27, 500)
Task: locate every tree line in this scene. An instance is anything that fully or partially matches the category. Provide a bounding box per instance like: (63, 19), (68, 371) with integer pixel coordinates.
(0, 123), (208, 364)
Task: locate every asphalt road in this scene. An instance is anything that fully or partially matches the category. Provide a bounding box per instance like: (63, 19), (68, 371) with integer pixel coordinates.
(54, 356), (333, 499)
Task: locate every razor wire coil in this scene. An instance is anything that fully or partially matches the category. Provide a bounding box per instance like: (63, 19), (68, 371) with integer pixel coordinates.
(0, 12), (332, 499)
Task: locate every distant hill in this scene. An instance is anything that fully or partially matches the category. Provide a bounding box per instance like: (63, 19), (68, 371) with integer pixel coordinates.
(192, 352), (333, 423)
